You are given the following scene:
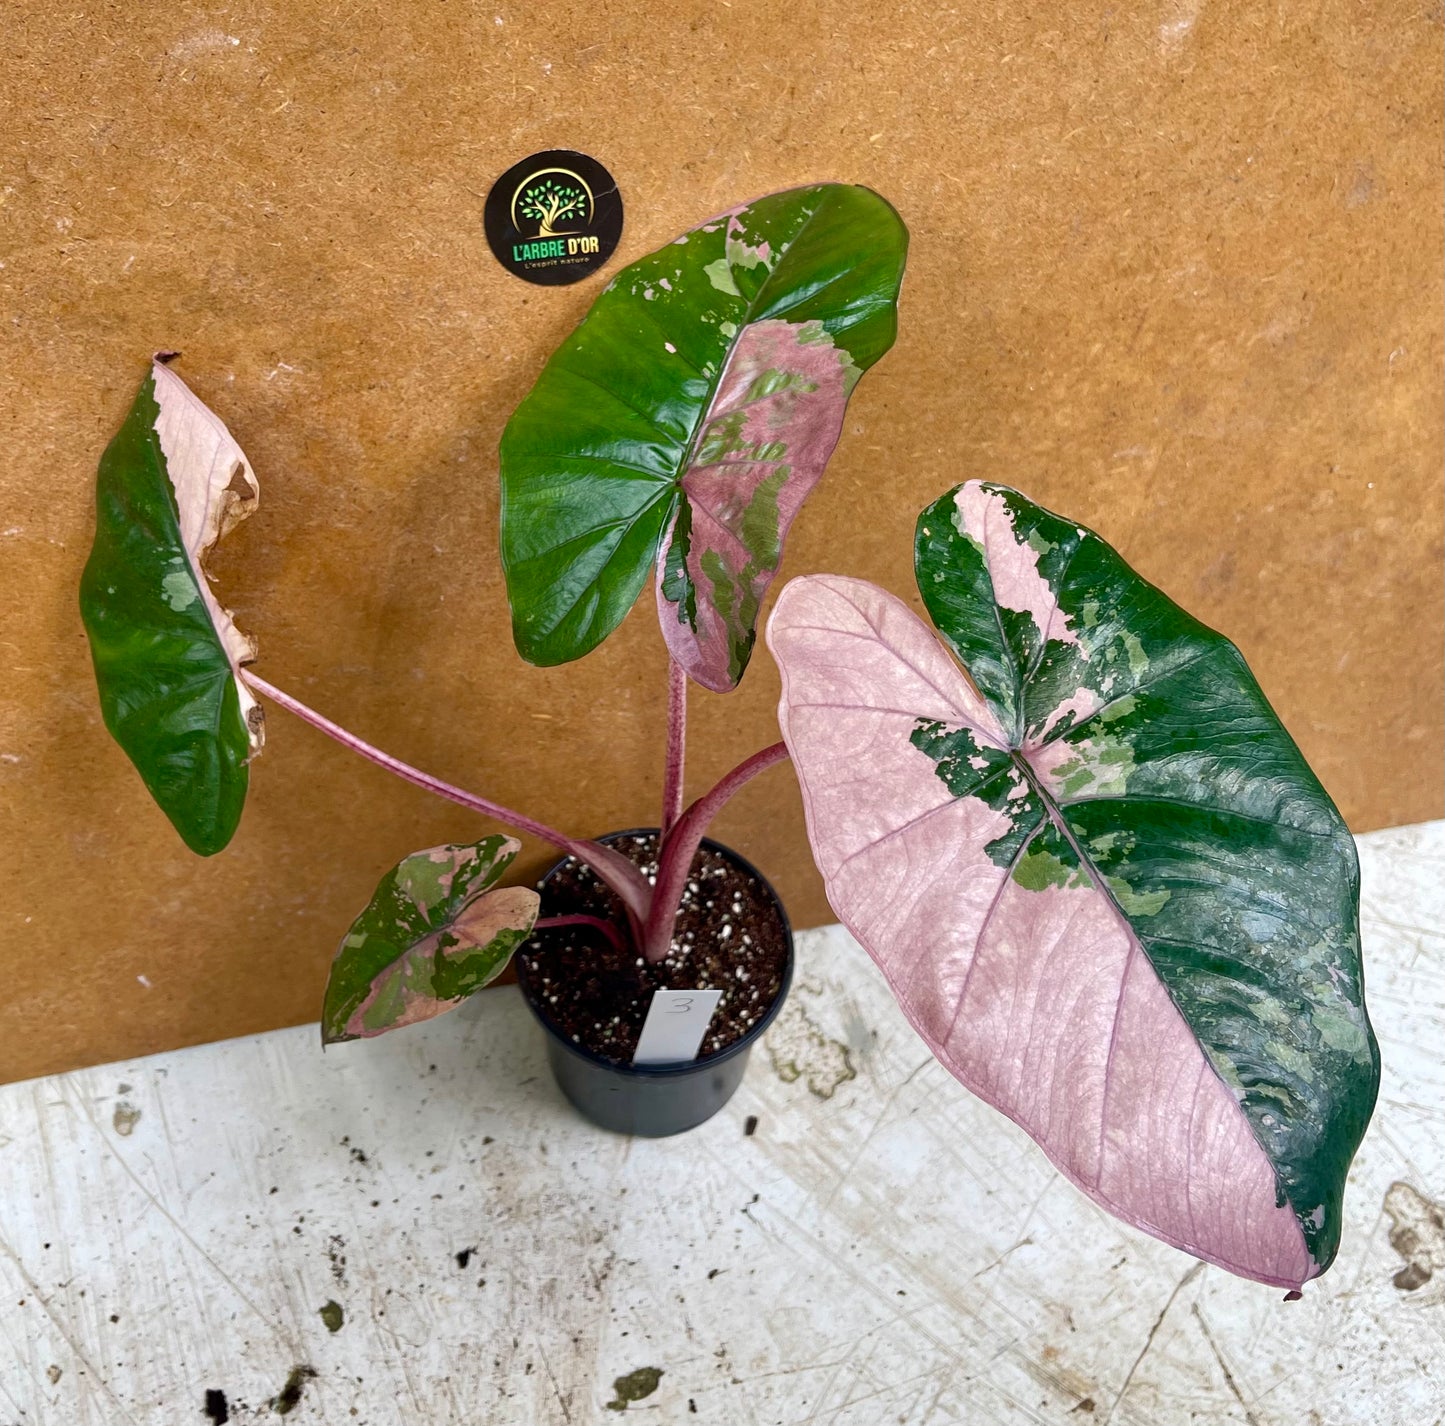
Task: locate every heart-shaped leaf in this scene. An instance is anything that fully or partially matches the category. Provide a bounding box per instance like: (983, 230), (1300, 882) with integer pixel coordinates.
(323, 836), (539, 1044)
(500, 183), (907, 690)
(80, 359), (263, 855)
(767, 481), (1378, 1288)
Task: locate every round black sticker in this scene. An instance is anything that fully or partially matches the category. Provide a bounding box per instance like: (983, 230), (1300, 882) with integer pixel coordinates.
(484, 149), (623, 286)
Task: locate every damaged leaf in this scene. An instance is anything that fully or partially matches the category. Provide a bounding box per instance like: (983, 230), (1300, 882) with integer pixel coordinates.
(323, 836), (539, 1044)
(80, 359), (263, 855)
(767, 480), (1378, 1289)
(500, 183), (907, 689)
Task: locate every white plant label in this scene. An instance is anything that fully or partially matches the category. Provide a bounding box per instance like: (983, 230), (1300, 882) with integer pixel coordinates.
(632, 989), (723, 1066)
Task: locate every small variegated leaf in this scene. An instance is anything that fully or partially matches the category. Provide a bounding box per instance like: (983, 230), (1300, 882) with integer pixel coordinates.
(500, 183), (907, 689)
(323, 836), (539, 1045)
(79, 359), (263, 856)
(767, 482), (1379, 1289)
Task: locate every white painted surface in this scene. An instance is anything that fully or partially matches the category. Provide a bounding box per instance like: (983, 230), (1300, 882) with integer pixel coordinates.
(1, 822), (1441, 1425)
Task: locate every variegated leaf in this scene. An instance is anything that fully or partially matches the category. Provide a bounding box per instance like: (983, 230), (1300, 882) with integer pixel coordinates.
(500, 183), (907, 690)
(656, 315), (862, 690)
(767, 482), (1378, 1289)
(322, 836), (539, 1044)
(80, 359), (263, 855)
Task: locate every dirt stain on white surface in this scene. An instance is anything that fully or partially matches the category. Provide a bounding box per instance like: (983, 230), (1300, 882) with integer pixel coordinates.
(766, 1000), (856, 1099)
(269, 1365), (317, 1415)
(111, 1101), (141, 1136)
(1383, 1181), (1445, 1292)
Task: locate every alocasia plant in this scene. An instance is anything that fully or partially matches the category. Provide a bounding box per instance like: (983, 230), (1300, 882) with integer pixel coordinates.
(80, 184), (904, 1030)
(79, 189), (1377, 1292)
(766, 480), (1379, 1289)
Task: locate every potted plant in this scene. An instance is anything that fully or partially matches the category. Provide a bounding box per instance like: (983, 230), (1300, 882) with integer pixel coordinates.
(78, 183), (1378, 1292)
(78, 183), (910, 1138)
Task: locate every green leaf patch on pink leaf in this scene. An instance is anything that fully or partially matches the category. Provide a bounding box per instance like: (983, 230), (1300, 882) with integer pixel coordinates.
(322, 836), (539, 1044)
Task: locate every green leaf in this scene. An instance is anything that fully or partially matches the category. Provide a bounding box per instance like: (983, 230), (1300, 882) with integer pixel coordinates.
(79, 360), (263, 856)
(322, 836), (539, 1044)
(500, 184), (907, 686)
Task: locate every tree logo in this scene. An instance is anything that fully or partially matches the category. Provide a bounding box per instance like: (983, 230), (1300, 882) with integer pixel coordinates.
(512, 169), (592, 238)
(484, 149), (623, 287)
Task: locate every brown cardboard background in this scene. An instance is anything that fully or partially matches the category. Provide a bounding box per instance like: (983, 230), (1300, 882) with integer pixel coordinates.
(1, 1), (1440, 1085)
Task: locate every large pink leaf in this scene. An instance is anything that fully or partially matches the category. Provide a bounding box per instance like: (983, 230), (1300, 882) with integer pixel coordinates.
(767, 574), (1314, 1288)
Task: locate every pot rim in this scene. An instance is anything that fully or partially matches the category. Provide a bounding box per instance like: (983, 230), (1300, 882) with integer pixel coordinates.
(518, 827), (794, 1080)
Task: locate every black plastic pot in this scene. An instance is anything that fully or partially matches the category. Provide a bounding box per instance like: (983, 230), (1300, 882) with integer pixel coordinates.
(518, 830), (794, 1138)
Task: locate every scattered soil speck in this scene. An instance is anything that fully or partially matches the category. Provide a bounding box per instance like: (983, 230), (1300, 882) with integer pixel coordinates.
(606, 1366), (663, 1411)
(112, 1102), (142, 1136)
(270, 1365), (316, 1415)
(1070, 1398), (1095, 1415)
(45, 1364), (61, 1385)
(455, 1248), (474, 1269)
(203, 1388), (230, 1423)
(327, 1235), (347, 1285)
(319, 1300), (344, 1333)
(743, 1115), (758, 1136)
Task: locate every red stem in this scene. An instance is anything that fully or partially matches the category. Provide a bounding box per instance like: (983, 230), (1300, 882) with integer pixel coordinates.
(241, 670), (653, 933)
(661, 659), (687, 840)
(640, 741), (791, 963)
(533, 914), (629, 956)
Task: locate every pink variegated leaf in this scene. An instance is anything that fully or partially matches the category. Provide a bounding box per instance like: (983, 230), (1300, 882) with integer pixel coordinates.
(766, 482), (1377, 1289)
(655, 317), (861, 691)
(80, 360), (263, 855)
(500, 183), (907, 689)
(322, 836), (538, 1044)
